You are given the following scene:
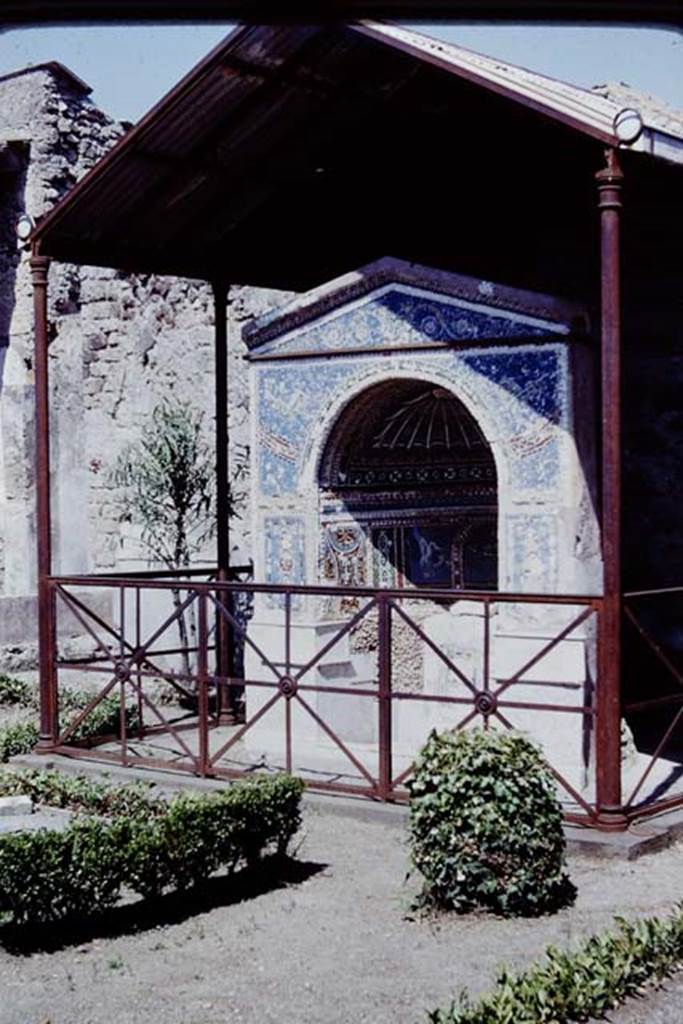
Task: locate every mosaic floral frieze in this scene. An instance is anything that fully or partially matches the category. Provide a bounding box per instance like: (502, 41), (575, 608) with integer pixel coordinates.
(255, 284), (569, 357)
(256, 345), (566, 497)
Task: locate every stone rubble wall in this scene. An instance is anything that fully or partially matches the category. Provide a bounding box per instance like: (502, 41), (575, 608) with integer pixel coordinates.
(0, 67), (289, 670)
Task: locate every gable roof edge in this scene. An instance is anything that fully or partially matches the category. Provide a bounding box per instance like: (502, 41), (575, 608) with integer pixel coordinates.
(243, 257), (588, 350)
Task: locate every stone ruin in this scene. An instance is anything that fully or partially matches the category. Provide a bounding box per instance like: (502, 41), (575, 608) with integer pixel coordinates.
(0, 62), (289, 672)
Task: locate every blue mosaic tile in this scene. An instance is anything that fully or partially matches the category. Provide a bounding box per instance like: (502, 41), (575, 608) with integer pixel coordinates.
(462, 349), (562, 424)
(257, 362), (355, 496)
(380, 289), (562, 343)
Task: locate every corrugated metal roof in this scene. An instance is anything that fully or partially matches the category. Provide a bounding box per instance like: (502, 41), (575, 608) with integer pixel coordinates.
(31, 21), (682, 282)
(593, 81), (683, 140)
(357, 21), (683, 158)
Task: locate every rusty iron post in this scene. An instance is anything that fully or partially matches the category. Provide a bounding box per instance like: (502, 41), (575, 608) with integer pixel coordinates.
(213, 280), (239, 722)
(595, 148), (627, 831)
(378, 596), (393, 798)
(31, 252), (58, 749)
(197, 592), (210, 775)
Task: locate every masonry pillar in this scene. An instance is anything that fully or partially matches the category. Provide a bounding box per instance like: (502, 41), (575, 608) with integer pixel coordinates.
(31, 251), (58, 748)
(595, 148), (627, 830)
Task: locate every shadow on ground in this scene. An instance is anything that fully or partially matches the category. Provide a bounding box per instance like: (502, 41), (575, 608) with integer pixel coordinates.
(0, 855), (326, 956)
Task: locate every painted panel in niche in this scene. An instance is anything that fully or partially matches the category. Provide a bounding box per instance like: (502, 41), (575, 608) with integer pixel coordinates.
(371, 527), (400, 588)
(404, 525), (453, 587)
(508, 515), (558, 592)
(257, 285), (568, 357)
(320, 524), (367, 587)
(264, 515), (306, 608)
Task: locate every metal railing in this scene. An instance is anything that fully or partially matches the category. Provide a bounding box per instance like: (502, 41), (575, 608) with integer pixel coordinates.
(33, 571), (683, 829)
(621, 586), (683, 819)
(38, 570), (614, 825)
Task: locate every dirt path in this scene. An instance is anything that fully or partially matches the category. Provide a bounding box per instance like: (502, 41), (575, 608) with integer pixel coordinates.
(1, 805), (682, 1024)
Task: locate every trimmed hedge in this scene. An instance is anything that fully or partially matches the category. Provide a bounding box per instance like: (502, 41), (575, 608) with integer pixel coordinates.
(429, 906), (683, 1023)
(408, 729), (574, 917)
(0, 773), (304, 925)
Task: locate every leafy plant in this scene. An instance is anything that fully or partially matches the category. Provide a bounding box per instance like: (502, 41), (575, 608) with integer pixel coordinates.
(429, 906), (683, 1023)
(110, 399), (246, 677)
(0, 767), (160, 817)
(0, 675), (33, 707)
(408, 728), (575, 917)
(0, 686), (140, 762)
(0, 816), (129, 925)
(112, 399), (219, 573)
(0, 772), (303, 925)
(58, 688), (139, 743)
(0, 723), (39, 763)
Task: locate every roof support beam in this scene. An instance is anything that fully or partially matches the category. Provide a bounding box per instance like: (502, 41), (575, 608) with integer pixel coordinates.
(31, 253), (59, 749)
(213, 280), (241, 724)
(595, 148), (627, 831)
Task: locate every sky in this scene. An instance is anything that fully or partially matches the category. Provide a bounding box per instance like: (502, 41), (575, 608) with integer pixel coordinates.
(0, 22), (680, 124)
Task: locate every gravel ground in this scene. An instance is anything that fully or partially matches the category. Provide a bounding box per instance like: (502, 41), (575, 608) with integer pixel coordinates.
(1, 803), (683, 1024)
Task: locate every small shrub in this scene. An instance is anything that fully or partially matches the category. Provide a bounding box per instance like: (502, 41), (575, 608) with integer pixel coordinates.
(408, 728), (575, 917)
(0, 773), (304, 925)
(0, 689), (140, 763)
(59, 689), (139, 742)
(0, 675), (33, 708)
(0, 723), (39, 763)
(429, 906), (683, 1023)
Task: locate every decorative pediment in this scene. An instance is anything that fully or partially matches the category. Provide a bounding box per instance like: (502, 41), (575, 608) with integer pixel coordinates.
(244, 257), (587, 358)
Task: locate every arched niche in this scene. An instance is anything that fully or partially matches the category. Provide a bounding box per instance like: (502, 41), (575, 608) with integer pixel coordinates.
(318, 379), (498, 591)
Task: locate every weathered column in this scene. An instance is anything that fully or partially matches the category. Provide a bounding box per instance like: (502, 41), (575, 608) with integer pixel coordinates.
(31, 252), (58, 748)
(595, 148), (627, 830)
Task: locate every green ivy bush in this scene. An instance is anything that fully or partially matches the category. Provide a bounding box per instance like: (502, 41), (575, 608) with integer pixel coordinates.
(0, 675), (34, 707)
(0, 773), (304, 925)
(408, 729), (575, 917)
(0, 688), (140, 763)
(429, 907), (683, 1023)
(0, 723), (39, 763)
(59, 689), (139, 743)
